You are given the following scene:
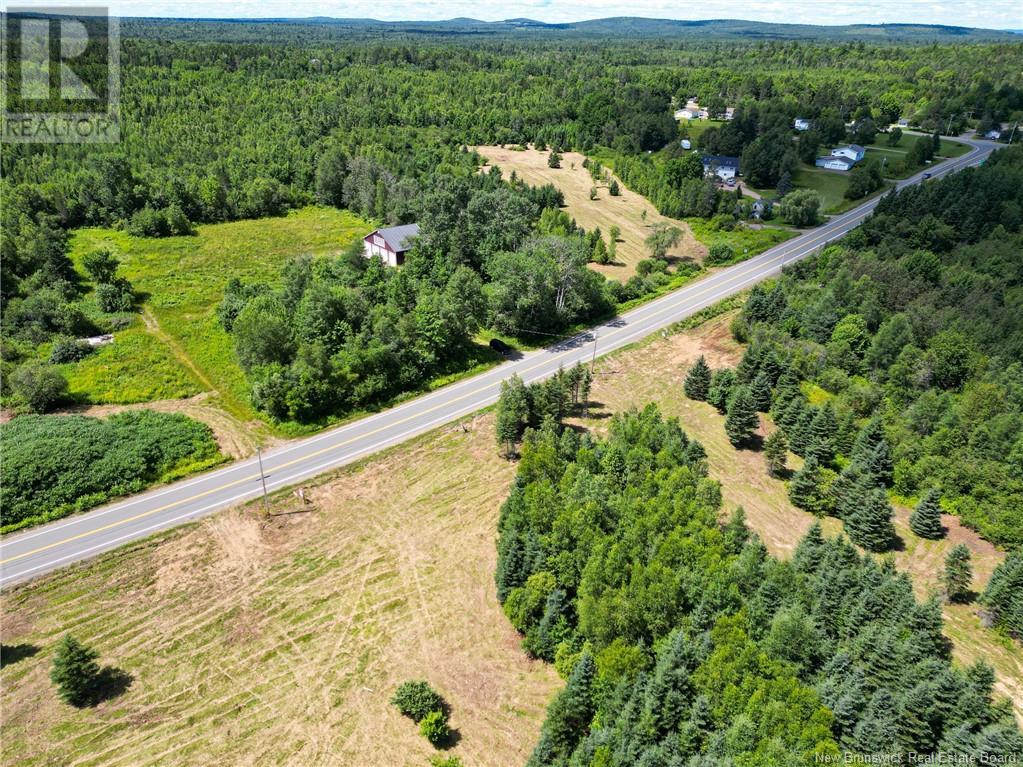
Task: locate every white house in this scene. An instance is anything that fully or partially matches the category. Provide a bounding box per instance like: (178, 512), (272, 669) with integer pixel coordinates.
(724, 107), (736, 121)
(816, 155), (857, 172)
(831, 145), (866, 162)
(702, 154), (740, 182)
(363, 223), (420, 267)
(794, 118), (811, 131)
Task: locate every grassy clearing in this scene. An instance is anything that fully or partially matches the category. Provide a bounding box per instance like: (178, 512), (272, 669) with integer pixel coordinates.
(68, 207), (373, 423)
(791, 163), (852, 212)
(476, 145), (707, 279)
(574, 311), (1023, 722)
(0, 415), (560, 767)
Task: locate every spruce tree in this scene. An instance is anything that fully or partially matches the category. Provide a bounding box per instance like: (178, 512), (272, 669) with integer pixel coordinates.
(806, 402), (838, 464)
(50, 635), (100, 707)
(723, 507), (750, 554)
(496, 375), (528, 456)
(542, 651), (596, 758)
(750, 370), (773, 412)
(865, 439), (894, 486)
(735, 345), (762, 384)
(981, 551), (1023, 638)
(789, 456), (824, 514)
(851, 417), (886, 465)
(706, 369), (736, 413)
(764, 429), (789, 477)
(725, 386), (759, 447)
(943, 544), (973, 603)
(683, 356), (712, 401)
(846, 488), (895, 552)
(909, 488), (944, 539)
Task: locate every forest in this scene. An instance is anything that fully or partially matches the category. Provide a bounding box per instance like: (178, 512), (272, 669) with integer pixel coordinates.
(495, 407), (1022, 766)
(3, 24), (1023, 421)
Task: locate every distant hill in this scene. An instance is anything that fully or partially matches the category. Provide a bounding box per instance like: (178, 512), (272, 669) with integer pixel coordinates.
(118, 16), (1020, 43)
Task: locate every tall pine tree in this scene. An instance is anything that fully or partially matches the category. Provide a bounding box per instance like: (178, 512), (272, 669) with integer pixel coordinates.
(846, 487), (895, 552)
(50, 635), (100, 707)
(943, 544), (973, 603)
(725, 386), (760, 447)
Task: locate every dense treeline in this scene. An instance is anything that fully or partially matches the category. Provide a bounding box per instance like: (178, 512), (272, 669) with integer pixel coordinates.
(217, 172), (613, 422)
(495, 406), (1022, 766)
(0, 411), (222, 532)
(708, 146), (1023, 549)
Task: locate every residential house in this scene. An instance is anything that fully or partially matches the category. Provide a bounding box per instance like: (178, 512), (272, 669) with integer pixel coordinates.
(831, 145), (866, 162)
(724, 107), (736, 121)
(794, 118), (811, 131)
(815, 155), (857, 171)
(702, 155), (740, 182)
(363, 223), (420, 267)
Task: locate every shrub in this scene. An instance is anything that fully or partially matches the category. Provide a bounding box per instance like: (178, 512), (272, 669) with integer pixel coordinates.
(95, 279), (135, 313)
(705, 243), (735, 265)
(49, 337), (93, 364)
(419, 709), (450, 746)
(10, 362), (68, 412)
(430, 756), (464, 767)
(391, 680), (443, 723)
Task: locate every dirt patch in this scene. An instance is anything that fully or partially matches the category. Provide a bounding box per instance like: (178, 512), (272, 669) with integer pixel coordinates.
(475, 145), (706, 279)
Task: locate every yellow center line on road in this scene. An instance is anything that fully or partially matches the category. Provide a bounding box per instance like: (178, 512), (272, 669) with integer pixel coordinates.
(2, 149), (979, 571)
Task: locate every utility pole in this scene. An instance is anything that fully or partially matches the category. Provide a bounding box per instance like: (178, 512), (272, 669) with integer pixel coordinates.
(589, 330), (599, 374)
(1009, 123), (1019, 145)
(256, 446), (269, 513)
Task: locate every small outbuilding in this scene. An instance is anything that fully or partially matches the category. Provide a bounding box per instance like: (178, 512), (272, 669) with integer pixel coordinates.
(363, 223), (420, 267)
(815, 155), (857, 171)
(794, 118), (811, 131)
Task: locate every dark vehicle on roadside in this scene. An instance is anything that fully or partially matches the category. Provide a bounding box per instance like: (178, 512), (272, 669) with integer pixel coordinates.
(489, 338), (513, 356)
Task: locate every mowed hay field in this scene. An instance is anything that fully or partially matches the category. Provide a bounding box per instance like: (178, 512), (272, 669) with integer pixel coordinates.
(67, 207), (372, 427)
(573, 311), (1023, 722)
(0, 415), (560, 767)
(475, 146), (707, 279)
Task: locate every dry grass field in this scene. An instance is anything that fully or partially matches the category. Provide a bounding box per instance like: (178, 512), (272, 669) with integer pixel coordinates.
(0, 417), (560, 767)
(574, 311), (1023, 721)
(475, 146), (707, 279)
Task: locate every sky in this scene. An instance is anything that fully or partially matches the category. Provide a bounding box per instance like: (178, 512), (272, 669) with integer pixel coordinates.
(20, 0), (1023, 30)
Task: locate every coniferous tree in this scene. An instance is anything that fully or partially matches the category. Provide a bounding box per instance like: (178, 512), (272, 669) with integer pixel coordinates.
(865, 439), (894, 486)
(725, 386), (759, 447)
(851, 417), (886, 465)
(750, 370), (773, 412)
(806, 401), (838, 464)
(723, 507), (750, 554)
(846, 487), (895, 552)
(539, 651), (596, 760)
(764, 429), (789, 476)
(707, 369), (736, 413)
(981, 551), (1023, 638)
(943, 544), (973, 603)
(789, 456), (826, 514)
(50, 635), (100, 707)
(684, 356), (712, 401)
(909, 488), (944, 539)
(496, 375), (529, 456)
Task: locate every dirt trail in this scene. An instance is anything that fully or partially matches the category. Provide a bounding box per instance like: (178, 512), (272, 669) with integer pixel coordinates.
(141, 308), (218, 394)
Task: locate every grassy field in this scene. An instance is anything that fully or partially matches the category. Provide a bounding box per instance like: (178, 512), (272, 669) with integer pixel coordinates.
(791, 163), (853, 212)
(573, 311), (1023, 721)
(476, 145), (706, 279)
(0, 415), (560, 767)
(68, 207), (373, 426)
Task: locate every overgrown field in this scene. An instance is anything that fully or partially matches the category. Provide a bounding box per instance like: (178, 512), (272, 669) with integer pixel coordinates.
(67, 207), (372, 423)
(0, 415), (560, 767)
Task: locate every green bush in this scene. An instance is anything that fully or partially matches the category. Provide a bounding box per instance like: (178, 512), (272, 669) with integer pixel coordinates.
(10, 362), (68, 413)
(49, 337), (93, 364)
(1, 410), (221, 532)
(391, 680), (443, 723)
(705, 242), (736, 265)
(419, 709), (450, 746)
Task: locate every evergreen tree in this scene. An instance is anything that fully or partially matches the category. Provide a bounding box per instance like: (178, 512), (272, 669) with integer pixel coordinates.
(496, 375), (529, 456)
(684, 356), (712, 401)
(851, 417), (886, 465)
(750, 370), (773, 412)
(547, 150), (562, 169)
(806, 403), (838, 464)
(50, 635), (100, 707)
(707, 369), (736, 413)
(789, 456), (826, 514)
(723, 507), (750, 554)
(793, 521), (826, 572)
(846, 488), (895, 552)
(943, 544), (973, 603)
(981, 551), (1023, 638)
(909, 489), (944, 539)
(865, 439), (894, 486)
(735, 345), (763, 384)
(541, 651), (596, 759)
(764, 429), (788, 477)
(725, 386), (760, 447)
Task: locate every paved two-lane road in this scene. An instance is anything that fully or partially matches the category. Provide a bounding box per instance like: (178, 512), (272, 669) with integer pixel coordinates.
(0, 135), (998, 588)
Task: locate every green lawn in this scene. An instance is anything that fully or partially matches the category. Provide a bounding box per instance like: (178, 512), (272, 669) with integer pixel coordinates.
(791, 163), (851, 212)
(68, 207), (373, 421)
